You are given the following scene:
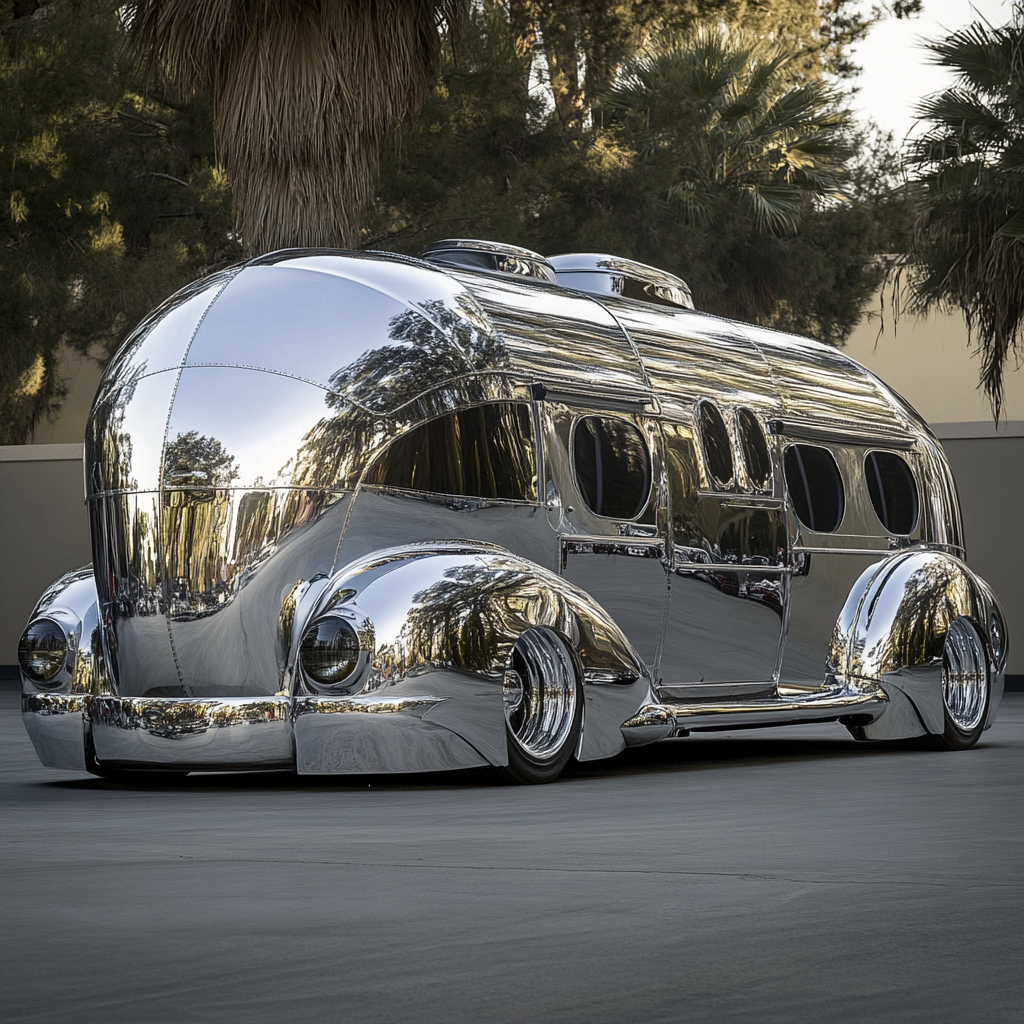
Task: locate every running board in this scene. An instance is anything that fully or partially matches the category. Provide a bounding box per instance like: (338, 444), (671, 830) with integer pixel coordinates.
(620, 679), (889, 746)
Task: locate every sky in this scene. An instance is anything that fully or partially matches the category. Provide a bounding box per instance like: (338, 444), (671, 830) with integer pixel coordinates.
(850, 0), (1011, 142)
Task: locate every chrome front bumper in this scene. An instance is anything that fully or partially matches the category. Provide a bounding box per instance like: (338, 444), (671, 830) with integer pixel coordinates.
(22, 692), (492, 774)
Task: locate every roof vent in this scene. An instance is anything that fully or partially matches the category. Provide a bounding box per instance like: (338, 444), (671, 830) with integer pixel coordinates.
(422, 239), (557, 283)
(548, 253), (694, 310)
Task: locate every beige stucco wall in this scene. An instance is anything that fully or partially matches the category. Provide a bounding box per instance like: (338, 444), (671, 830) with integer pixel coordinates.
(843, 290), (1024, 426)
(1, 447), (92, 667)
(30, 346), (105, 445)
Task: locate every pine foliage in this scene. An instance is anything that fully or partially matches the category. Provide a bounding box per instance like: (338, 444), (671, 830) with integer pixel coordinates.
(0, 0), (238, 444)
(368, 9), (901, 345)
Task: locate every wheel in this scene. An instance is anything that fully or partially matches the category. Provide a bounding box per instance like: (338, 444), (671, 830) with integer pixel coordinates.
(927, 617), (990, 751)
(500, 627), (582, 784)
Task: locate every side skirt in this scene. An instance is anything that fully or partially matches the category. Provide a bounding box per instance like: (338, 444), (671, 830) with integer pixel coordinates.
(621, 677), (888, 746)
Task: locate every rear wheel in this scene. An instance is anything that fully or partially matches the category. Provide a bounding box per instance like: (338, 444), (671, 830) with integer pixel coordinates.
(500, 628), (582, 784)
(927, 617), (990, 751)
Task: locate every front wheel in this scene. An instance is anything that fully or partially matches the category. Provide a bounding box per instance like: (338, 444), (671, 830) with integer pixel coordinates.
(927, 617), (990, 751)
(500, 627), (582, 784)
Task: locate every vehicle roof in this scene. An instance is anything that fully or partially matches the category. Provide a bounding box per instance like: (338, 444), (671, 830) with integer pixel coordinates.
(106, 248), (923, 442)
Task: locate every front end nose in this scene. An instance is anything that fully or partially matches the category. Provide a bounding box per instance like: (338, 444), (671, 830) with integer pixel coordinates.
(87, 361), (353, 699)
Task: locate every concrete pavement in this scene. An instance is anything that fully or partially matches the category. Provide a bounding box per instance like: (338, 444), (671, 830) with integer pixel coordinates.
(2, 687), (1021, 1023)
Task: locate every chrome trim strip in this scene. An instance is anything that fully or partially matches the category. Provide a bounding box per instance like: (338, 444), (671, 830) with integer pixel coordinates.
(793, 546), (896, 556)
(671, 561), (788, 573)
(534, 383), (654, 411)
(695, 491), (785, 508)
(562, 537), (664, 556)
(622, 677), (887, 741)
(769, 420), (917, 451)
(293, 694), (447, 716)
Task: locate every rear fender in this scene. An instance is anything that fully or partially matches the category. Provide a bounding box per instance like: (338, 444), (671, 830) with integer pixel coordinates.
(829, 550), (1007, 739)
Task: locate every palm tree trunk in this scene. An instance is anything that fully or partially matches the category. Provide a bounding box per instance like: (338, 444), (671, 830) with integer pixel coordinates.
(127, 0), (465, 255)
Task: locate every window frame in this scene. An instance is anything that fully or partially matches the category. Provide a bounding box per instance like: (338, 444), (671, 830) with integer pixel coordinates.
(783, 442), (846, 535)
(695, 399), (736, 491)
(864, 448), (920, 537)
(568, 412), (654, 522)
(735, 407), (774, 495)
(366, 400), (540, 504)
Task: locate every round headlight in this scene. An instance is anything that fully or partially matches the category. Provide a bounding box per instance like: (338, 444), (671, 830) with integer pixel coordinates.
(18, 618), (68, 683)
(299, 616), (361, 685)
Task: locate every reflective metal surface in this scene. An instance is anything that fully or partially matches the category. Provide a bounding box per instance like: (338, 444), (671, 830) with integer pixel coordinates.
(622, 675), (888, 743)
(829, 549), (1006, 738)
(504, 627), (579, 760)
(942, 618), (988, 732)
(21, 693), (89, 770)
(290, 542), (646, 770)
(549, 252), (694, 309)
(21, 244), (1008, 776)
(89, 697), (293, 771)
(423, 238), (558, 283)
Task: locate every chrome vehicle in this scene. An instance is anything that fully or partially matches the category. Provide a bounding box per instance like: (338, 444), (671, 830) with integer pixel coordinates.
(20, 240), (1009, 783)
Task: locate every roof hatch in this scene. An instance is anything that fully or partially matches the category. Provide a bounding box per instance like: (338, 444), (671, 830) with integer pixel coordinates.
(548, 253), (694, 310)
(422, 239), (557, 283)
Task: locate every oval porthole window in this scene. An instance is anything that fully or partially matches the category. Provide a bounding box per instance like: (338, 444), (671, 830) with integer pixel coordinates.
(572, 417), (651, 519)
(784, 444), (845, 533)
(698, 402), (734, 488)
(737, 408), (772, 490)
(865, 451), (919, 535)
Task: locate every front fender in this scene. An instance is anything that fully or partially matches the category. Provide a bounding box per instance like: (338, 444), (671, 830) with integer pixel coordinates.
(289, 541), (650, 771)
(20, 565), (106, 770)
(829, 550), (1007, 739)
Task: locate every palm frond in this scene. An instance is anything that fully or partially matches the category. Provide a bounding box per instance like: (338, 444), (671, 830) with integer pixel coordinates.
(740, 183), (802, 235)
(605, 22), (851, 238)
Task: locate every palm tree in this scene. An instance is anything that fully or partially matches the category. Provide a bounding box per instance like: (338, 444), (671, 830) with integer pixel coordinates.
(603, 25), (852, 237)
(903, 4), (1024, 421)
(126, 0), (466, 255)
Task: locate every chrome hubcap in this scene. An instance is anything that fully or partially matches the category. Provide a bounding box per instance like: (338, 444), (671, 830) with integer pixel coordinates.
(942, 618), (988, 733)
(504, 628), (577, 760)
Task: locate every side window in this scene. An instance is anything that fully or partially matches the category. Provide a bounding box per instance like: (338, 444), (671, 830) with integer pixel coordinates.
(784, 444), (845, 533)
(370, 403), (536, 500)
(737, 408), (772, 491)
(698, 401), (734, 488)
(865, 451), (919, 535)
(572, 416), (651, 519)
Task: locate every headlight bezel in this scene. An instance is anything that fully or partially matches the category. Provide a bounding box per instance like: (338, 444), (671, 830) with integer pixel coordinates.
(18, 617), (72, 687)
(295, 604), (374, 695)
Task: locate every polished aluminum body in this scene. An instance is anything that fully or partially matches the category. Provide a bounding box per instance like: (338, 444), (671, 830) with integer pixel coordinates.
(21, 244), (1007, 776)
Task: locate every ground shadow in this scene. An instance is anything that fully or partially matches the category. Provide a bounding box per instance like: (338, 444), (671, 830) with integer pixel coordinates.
(38, 727), (971, 794)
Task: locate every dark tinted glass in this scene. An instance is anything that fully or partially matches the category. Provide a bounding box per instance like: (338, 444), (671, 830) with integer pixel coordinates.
(371, 403), (535, 500)
(737, 408), (771, 489)
(699, 402), (734, 487)
(865, 451), (919, 534)
(573, 417), (651, 519)
(784, 445), (845, 533)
